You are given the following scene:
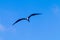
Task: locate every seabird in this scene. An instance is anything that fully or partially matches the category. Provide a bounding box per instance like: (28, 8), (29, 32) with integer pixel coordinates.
(12, 13), (42, 25)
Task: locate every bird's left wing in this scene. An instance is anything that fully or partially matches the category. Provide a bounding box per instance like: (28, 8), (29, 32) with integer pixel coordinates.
(12, 18), (27, 25)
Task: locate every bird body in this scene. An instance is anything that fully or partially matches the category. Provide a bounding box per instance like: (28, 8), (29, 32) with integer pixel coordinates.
(12, 13), (41, 25)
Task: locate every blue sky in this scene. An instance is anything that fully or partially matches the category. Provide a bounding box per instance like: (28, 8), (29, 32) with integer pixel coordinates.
(0, 0), (60, 40)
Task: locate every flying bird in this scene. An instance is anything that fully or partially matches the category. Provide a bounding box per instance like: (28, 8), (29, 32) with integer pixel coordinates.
(12, 13), (42, 25)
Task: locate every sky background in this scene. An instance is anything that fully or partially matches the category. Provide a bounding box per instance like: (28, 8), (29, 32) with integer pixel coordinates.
(0, 0), (60, 40)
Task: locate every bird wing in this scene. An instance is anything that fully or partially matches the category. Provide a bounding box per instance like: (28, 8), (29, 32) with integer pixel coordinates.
(28, 13), (41, 19)
(12, 18), (27, 25)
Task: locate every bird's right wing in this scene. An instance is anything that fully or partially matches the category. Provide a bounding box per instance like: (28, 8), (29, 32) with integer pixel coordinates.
(28, 13), (41, 19)
(12, 18), (27, 25)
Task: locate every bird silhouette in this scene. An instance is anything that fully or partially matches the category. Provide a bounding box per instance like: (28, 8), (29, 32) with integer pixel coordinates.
(12, 13), (42, 25)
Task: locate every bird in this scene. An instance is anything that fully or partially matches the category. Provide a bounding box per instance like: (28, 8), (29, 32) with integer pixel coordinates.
(12, 13), (42, 25)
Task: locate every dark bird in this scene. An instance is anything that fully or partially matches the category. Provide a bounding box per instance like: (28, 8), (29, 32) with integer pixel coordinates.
(12, 13), (42, 25)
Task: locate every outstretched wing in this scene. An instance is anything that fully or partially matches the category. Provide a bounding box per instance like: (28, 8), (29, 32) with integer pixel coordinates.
(12, 18), (27, 25)
(28, 13), (41, 19)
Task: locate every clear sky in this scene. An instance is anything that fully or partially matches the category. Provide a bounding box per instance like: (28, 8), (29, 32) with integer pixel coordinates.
(0, 0), (60, 40)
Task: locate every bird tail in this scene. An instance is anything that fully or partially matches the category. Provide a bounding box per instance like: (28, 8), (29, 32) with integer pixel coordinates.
(27, 19), (30, 22)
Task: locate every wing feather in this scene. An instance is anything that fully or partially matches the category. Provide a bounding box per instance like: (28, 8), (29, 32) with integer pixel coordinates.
(28, 13), (41, 19)
(12, 18), (27, 25)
